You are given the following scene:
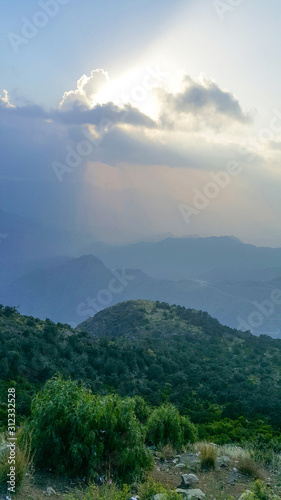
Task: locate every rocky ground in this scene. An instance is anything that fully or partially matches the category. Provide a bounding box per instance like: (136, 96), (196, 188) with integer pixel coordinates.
(149, 447), (281, 499)
(3, 446), (281, 499)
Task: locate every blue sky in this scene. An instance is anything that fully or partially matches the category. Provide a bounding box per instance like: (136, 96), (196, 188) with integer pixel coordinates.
(1, 0), (281, 245)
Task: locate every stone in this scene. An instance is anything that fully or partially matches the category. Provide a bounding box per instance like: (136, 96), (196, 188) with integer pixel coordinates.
(180, 453), (200, 464)
(46, 487), (56, 496)
(175, 462), (186, 468)
(185, 490), (205, 500)
(216, 455), (230, 468)
(180, 474), (199, 488)
(176, 490), (205, 500)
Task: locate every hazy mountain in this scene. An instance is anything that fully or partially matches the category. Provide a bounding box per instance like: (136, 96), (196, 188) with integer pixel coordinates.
(98, 236), (281, 281)
(1, 251), (280, 336)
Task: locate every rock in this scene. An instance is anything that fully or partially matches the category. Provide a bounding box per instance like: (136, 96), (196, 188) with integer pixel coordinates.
(180, 474), (199, 488)
(180, 453), (200, 465)
(175, 462), (186, 468)
(217, 455), (230, 468)
(176, 490), (205, 500)
(152, 495), (166, 500)
(46, 487), (56, 496)
(228, 471), (239, 485)
(185, 489), (205, 500)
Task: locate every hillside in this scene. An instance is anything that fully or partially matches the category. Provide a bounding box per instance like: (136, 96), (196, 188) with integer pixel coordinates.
(2, 300), (281, 441)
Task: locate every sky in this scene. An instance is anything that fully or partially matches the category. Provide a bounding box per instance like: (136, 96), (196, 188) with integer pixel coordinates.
(1, 0), (281, 246)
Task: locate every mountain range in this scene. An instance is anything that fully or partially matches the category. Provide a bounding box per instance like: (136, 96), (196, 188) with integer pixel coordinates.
(0, 209), (280, 337)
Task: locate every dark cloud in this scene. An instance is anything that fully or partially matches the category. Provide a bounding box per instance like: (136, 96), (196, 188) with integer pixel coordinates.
(52, 102), (156, 128)
(0, 99), (156, 129)
(158, 75), (250, 127)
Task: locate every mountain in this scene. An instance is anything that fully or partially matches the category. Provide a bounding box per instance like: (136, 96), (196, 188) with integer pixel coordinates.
(1, 252), (281, 336)
(98, 236), (281, 281)
(2, 300), (281, 432)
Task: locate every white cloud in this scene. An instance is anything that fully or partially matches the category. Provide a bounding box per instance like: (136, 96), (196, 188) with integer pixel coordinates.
(0, 89), (14, 108)
(59, 69), (110, 111)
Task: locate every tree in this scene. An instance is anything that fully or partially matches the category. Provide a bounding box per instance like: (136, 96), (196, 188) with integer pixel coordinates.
(22, 375), (153, 482)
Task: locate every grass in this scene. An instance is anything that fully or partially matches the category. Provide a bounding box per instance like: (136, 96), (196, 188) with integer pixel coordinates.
(66, 478), (182, 500)
(197, 442), (216, 470)
(0, 435), (32, 494)
(237, 452), (262, 479)
(159, 444), (178, 461)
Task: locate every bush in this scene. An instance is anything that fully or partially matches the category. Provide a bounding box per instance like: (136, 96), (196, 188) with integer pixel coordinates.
(0, 438), (32, 493)
(252, 479), (279, 499)
(66, 479), (181, 500)
(66, 483), (132, 500)
(198, 442), (216, 470)
(21, 375), (153, 483)
(146, 404), (197, 449)
(138, 477), (181, 500)
(159, 443), (177, 461)
(133, 396), (152, 424)
(237, 452), (261, 479)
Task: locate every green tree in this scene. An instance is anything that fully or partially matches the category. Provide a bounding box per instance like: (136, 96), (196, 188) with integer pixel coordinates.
(22, 375), (153, 483)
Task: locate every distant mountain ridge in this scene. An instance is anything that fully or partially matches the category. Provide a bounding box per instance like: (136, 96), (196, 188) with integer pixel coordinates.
(0, 233), (280, 336)
(98, 235), (281, 281)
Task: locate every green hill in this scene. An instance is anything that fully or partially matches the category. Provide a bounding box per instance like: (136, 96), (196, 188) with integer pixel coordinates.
(1, 300), (281, 444)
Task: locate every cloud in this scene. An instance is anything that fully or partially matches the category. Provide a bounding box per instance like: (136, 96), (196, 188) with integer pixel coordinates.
(53, 102), (156, 128)
(0, 89), (15, 109)
(268, 140), (281, 151)
(59, 69), (110, 111)
(158, 74), (251, 129)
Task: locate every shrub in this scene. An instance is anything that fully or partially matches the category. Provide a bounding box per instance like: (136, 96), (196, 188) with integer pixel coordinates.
(21, 375), (153, 483)
(252, 479), (279, 499)
(133, 395), (152, 424)
(159, 443), (177, 461)
(237, 452), (261, 479)
(66, 479), (181, 500)
(138, 477), (181, 500)
(0, 438), (32, 493)
(66, 482), (132, 500)
(146, 404), (197, 449)
(198, 442), (216, 469)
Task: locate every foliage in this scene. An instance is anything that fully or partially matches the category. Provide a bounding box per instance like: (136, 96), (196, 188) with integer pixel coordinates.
(146, 403), (197, 449)
(237, 452), (262, 479)
(2, 301), (281, 447)
(198, 442), (216, 470)
(251, 479), (279, 499)
(138, 477), (181, 499)
(66, 479), (181, 500)
(0, 437), (32, 493)
(65, 482), (132, 500)
(21, 375), (153, 483)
